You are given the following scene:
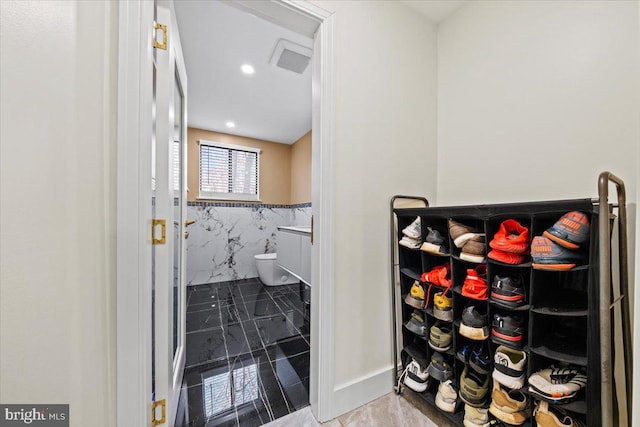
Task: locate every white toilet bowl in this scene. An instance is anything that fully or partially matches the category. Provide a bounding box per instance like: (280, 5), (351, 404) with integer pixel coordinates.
(254, 253), (299, 286)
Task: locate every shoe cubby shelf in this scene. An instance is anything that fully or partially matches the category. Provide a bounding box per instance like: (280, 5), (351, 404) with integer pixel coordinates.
(394, 199), (603, 427)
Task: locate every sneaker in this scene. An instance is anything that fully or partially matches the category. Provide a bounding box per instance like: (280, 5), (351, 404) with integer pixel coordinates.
(469, 344), (492, 374)
(460, 366), (490, 407)
(460, 306), (489, 340)
(457, 344), (473, 363)
(534, 400), (586, 427)
(491, 313), (525, 348)
(489, 380), (529, 425)
(404, 281), (425, 309)
(531, 236), (586, 271)
(449, 219), (483, 248)
(404, 311), (427, 339)
(462, 264), (488, 300)
(428, 351), (454, 382)
(543, 211), (590, 250)
(421, 264), (452, 288)
(435, 380), (458, 413)
(399, 235), (421, 250)
(464, 405), (490, 427)
(493, 346), (527, 389)
(488, 248), (529, 265)
(490, 275), (526, 308)
(420, 227), (450, 256)
(490, 219), (530, 254)
(528, 367), (587, 403)
(460, 235), (486, 263)
(429, 322), (453, 352)
(402, 217), (422, 239)
(433, 291), (453, 321)
(403, 359), (430, 392)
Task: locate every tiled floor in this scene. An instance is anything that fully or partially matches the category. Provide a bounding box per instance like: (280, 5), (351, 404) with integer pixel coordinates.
(178, 278), (310, 427)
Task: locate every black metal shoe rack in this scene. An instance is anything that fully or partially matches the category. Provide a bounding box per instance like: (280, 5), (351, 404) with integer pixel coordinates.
(393, 199), (605, 427)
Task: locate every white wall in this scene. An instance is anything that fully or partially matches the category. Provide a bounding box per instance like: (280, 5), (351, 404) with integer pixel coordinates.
(310, 0), (438, 416)
(0, 2), (117, 426)
(437, 0), (639, 206)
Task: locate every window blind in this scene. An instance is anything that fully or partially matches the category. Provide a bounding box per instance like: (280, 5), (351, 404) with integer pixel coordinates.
(199, 142), (259, 200)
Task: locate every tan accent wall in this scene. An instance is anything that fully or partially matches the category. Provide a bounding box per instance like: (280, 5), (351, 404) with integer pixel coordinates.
(187, 128), (292, 204)
(290, 131), (312, 204)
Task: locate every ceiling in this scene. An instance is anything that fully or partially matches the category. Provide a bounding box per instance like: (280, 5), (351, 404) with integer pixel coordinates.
(400, 0), (468, 23)
(174, 1), (313, 145)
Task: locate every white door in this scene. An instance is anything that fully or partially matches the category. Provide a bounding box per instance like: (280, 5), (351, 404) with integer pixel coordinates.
(152, 0), (188, 425)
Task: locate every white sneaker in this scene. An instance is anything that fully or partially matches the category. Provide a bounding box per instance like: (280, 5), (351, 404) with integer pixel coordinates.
(402, 217), (421, 239)
(399, 235), (421, 249)
(435, 380), (458, 413)
(464, 404), (490, 427)
(493, 346), (527, 389)
(403, 360), (429, 392)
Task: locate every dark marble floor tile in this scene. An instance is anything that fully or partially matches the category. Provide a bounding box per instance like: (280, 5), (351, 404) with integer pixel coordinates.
(186, 308), (221, 333)
(238, 281), (266, 298)
(183, 358), (229, 387)
(254, 314), (301, 346)
(185, 327), (227, 367)
(273, 351), (310, 388)
(264, 336), (310, 361)
(281, 380), (310, 412)
(219, 303), (242, 327)
(223, 321), (265, 358)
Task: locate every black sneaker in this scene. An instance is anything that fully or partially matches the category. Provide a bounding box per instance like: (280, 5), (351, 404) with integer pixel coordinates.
(492, 313), (525, 348)
(404, 311), (427, 339)
(490, 275), (526, 308)
(469, 344), (492, 374)
(428, 351), (454, 382)
(460, 306), (489, 340)
(420, 227), (450, 256)
(457, 344), (473, 363)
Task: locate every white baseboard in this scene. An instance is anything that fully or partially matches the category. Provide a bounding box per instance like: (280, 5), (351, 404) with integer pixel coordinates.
(331, 365), (395, 419)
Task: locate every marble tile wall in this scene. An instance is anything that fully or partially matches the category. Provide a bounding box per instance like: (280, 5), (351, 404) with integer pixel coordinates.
(186, 202), (312, 285)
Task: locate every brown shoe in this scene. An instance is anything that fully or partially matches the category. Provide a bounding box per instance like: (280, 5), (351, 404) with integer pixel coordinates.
(461, 235), (486, 263)
(449, 220), (482, 248)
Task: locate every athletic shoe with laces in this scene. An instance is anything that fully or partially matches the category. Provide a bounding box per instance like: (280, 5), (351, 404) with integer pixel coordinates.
(543, 211), (590, 250)
(490, 275), (526, 308)
(404, 310), (427, 339)
(457, 344), (473, 363)
(433, 291), (453, 321)
(421, 264), (452, 287)
(420, 227), (450, 256)
(464, 404), (490, 427)
(460, 234), (486, 263)
(488, 248), (529, 265)
(490, 219), (530, 254)
(489, 380), (529, 425)
(469, 344), (492, 375)
(492, 313), (525, 348)
(404, 281), (425, 309)
(493, 346), (527, 389)
(402, 217), (422, 239)
(531, 236), (586, 271)
(429, 322), (453, 352)
(462, 264), (488, 300)
(449, 219), (483, 248)
(460, 306), (489, 340)
(403, 359), (430, 392)
(399, 235), (421, 250)
(435, 380), (458, 413)
(460, 366), (490, 407)
(428, 351), (454, 382)
(528, 366), (587, 403)
(534, 400), (586, 427)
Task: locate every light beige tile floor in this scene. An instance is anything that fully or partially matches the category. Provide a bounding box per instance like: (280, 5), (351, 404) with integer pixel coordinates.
(262, 391), (456, 427)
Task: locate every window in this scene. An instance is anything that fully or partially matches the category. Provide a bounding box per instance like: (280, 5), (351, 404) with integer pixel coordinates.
(199, 140), (260, 201)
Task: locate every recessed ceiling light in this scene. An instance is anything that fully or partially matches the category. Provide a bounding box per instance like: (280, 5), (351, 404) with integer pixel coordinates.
(225, 121), (236, 128)
(241, 64), (255, 75)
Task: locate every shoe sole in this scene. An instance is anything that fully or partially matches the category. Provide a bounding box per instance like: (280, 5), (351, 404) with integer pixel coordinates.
(463, 419), (490, 427)
(429, 341), (452, 352)
(459, 323), (489, 340)
(403, 376), (428, 392)
(460, 253), (486, 263)
(531, 262), (576, 271)
(420, 242), (448, 256)
(454, 233), (481, 248)
(543, 230), (581, 250)
(492, 369), (525, 390)
(404, 294), (425, 309)
(434, 308), (453, 321)
(489, 403), (527, 425)
(435, 393), (457, 413)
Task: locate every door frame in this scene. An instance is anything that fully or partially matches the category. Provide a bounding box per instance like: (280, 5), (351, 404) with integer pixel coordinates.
(116, 0), (337, 425)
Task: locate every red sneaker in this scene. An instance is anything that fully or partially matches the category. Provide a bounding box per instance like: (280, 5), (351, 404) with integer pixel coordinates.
(490, 219), (530, 254)
(462, 264), (488, 300)
(421, 264), (452, 288)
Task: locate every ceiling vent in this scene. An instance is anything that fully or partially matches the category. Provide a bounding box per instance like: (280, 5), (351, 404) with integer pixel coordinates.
(269, 39), (312, 74)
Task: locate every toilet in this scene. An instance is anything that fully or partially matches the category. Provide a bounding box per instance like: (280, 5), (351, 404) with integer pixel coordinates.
(254, 253), (299, 286)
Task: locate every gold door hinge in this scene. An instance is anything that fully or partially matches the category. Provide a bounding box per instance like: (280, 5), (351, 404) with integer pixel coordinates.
(152, 219), (166, 244)
(153, 21), (167, 50)
(151, 399), (166, 426)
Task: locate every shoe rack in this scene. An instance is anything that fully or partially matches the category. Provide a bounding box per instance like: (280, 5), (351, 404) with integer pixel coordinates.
(393, 199), (606, 427)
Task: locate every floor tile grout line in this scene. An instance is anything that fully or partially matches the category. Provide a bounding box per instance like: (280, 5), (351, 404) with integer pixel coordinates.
(266, 291), (310, 346)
